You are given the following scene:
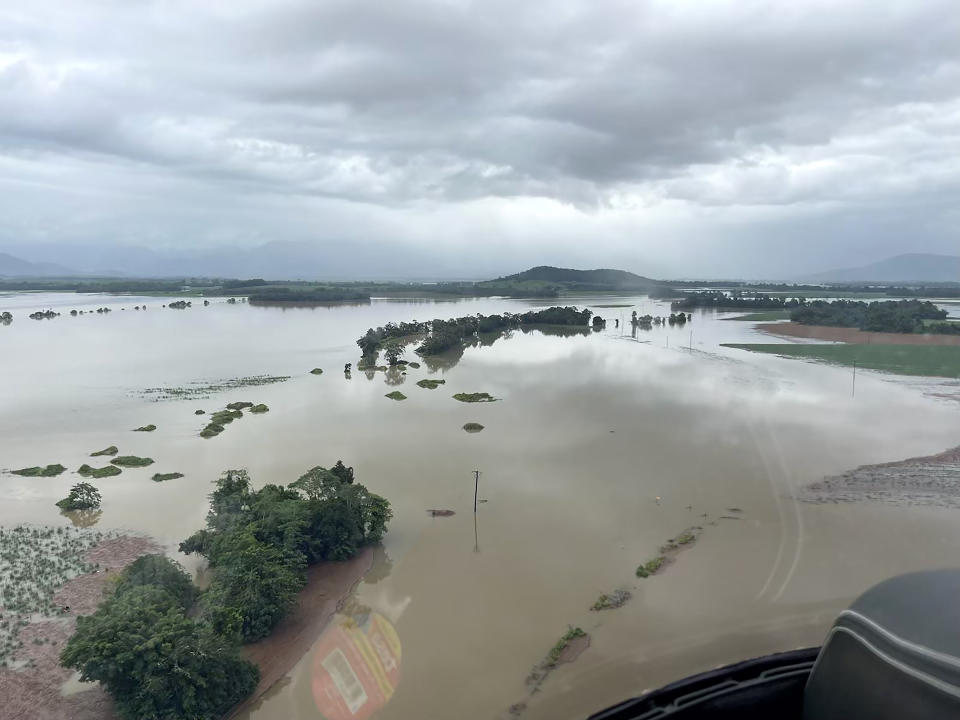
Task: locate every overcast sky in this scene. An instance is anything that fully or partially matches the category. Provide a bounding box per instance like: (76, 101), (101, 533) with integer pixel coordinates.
(1, 0), (957, 278)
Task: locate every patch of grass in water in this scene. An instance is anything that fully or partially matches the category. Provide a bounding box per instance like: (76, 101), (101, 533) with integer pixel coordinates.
(152, 472), (184, 482)
(636, 556), (667, 578)
(416, 378), (446, 389)
(722, 342), (960, 378)
(310, 368), (324, 375)
(10, 464), (66, 477)
(385, 391), (407, 401)
(138, 374), (290, 401)
(407, 362), (421, 369)
(453, 392), (497, 403)
(90, 446), (118, 457)
(250, 403), (269, 413)
(463, 422), (485, 433)
(546, 627), (587, 666)
(133, 424), (157, 432)
(200, 423), (224, 438)
(590, 588), (632, 611)
(194, 409), (205, 415)
(109, 456), (154, 468)
(210, 409), (243, 425)
(225, 401), (253, 411)
(77, 464), (122, 479)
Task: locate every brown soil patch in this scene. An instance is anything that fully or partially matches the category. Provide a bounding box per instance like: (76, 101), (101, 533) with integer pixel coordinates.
(762, 323), (960, 346)
(555, 633), (590, 664)
(0, 535), (160, 720)
(229, 547), (375, 717)
(802, 444), (960, 507)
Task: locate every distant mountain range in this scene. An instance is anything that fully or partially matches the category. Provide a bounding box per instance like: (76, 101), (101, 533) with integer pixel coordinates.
(488, 265), (655, 290)
(805, 254), (960, 284)
(0, 252), (73, 277)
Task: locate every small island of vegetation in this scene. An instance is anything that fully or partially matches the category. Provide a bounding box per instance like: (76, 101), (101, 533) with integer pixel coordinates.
(152, 472), (185, 482)
(78, 463), (122, 479)
(56, 482), (102, 511)
(133, 424), (157, 432)
(385, 391), (407, 401)
(11, 464), (67, 477)
(416, 378), (446, 389)
(110, 456), (154, 468)
(90, 445), (118, 456)
(453, 392), (497, 403)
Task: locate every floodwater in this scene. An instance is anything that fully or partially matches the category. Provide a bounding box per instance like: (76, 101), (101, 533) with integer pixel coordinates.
(3, 292), (960, 720)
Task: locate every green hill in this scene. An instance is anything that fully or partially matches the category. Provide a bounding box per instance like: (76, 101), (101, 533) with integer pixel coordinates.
(483, 266), (654, 292)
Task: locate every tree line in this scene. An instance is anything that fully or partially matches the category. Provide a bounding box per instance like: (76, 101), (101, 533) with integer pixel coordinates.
(356, 306), (593, 363)
(790, 299), (954, 334)
(60, 461), (391, 720)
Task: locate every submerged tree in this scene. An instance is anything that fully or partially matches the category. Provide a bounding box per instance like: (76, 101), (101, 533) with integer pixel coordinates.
(55, 482), (102, 511)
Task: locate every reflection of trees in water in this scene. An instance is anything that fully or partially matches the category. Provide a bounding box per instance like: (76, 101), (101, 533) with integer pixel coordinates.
(383, 368), (406, 386)
(421, 345), (465, 372)
(62, 508), (102, 528)
(520, 325), (591, 338)
(363, 546), (394, 585)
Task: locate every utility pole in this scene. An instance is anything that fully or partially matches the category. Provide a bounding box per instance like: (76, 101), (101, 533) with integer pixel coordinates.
(689, 329), (693, 353)
(473, 470), (480, 513)
(852, 360), (857, 397)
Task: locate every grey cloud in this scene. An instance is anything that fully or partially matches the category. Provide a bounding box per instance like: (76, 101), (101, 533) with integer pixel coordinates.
(0, 0), (957, 276)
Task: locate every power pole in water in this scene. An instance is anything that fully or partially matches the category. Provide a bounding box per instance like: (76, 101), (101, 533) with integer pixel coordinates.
(473, 470), (480, 513)
(852, 360), (857, 397)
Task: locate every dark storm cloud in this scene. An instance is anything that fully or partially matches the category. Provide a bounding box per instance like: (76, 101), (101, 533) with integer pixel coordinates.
(0, 0), (957, 276)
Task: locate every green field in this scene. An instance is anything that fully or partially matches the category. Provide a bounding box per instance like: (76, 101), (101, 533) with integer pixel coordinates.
(722, 343), (960, 378)
(725, 310), (792, 322)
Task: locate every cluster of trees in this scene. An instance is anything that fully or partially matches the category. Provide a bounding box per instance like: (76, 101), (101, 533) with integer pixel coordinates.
(420, 307), (594, 355)
(179, 463), (390, 642)
(246, 286), (370, 303)
(671, 291), (806, 310)
(356, 307), (592, 362)
(61, 555), (259, 720)
(60, 462), (390, 720)
(790, 299), (949, 333)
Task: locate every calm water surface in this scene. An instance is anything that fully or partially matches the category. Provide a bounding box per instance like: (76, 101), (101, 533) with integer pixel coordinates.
(2, 293), (959, 720)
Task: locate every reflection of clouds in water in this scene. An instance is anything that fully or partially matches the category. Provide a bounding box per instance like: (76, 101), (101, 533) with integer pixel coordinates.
(465, 331), (592, 366)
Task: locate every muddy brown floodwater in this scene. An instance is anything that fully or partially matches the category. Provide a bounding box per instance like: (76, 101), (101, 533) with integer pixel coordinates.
(3, 293), (960, 720)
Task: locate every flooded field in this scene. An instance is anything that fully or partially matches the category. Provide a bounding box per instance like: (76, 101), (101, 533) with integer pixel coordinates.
(3, 292), (960, 720)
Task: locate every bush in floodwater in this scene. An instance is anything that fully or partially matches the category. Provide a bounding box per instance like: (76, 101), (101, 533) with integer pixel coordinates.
(463, 423), (485, 433)
(56, 482), (102, 511)
(152, 472), (185, 482)
(90, 446), (118, 457)
(11, 464), (67, 477)
(200, 423), (225, 438)
(78, 464), (122, 479)
(210, 409), (243, 425)
(636, 556), (667, 578)
(546, 626), (587, 666)
(416, 379), (446, 389)
(453, 392), (497, 403)
(110, 456), (154, 468)
(590, 588), (632, 611)
(249, 404), (269, 413)
(310, 368), (324, 375)
(195, 409), (205, 415)
(225, 402), (253, 411)
(385, 391), (407, 400)
(133, 424), (157, 432)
